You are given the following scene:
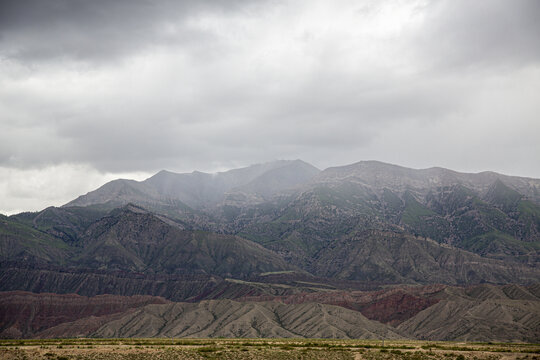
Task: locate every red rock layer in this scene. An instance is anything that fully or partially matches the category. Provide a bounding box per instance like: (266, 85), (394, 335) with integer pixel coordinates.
(238, 284), (444, 326)
(0, 291), (169, 338)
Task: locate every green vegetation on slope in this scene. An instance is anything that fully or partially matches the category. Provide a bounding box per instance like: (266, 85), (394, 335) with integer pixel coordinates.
(0, 215), (71, 263)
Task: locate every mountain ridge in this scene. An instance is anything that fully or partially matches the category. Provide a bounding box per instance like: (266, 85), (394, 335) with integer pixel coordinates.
(5, 159), (539, 287)
(66, 160), (321, 210)
(64, 160), (540, 210)
(2, 159), (540, 341)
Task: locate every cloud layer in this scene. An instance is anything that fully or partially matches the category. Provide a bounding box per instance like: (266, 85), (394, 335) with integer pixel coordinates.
(1, 0), (539, 213)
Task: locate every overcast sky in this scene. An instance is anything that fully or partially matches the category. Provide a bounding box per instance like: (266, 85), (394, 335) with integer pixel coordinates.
(1, 0), (539, 214)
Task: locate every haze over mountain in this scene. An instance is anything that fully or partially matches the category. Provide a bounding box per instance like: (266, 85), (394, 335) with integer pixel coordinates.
(1, 159), (539, 341)
(66, 160), (320, 210)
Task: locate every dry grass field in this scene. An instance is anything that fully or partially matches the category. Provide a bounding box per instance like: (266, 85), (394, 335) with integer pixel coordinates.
(0, 338), (538, 360)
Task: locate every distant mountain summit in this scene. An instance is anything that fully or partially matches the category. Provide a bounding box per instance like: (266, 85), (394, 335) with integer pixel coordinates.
(65, 160), (320, 213)
(315, 160), (540, 202)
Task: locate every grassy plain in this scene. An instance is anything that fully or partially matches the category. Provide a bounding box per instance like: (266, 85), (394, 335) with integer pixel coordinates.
(0, 338), (538, 360)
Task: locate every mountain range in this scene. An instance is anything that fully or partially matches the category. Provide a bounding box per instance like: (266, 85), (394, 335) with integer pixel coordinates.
(1, 159), (539, 341)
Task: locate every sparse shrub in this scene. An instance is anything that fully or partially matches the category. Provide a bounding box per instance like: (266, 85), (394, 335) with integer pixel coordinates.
(198, 346), (219, 352)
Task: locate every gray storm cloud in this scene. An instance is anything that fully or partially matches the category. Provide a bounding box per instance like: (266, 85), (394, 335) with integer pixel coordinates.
(0, 0), (539, 213)
(416, 0), (540, 69)
(0, 0), (252, 63)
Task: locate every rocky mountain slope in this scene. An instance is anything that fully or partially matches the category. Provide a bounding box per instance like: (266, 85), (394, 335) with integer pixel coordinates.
(236, 161), (540, 268)
(397, 284), (540, 342)
(75, 205), (296, 277)
(1, 284), (538, 341)
(3, 204), (538, 288)
(3, 205), (295, 278)
(2, 159), (540, 341)
(0, 213), (73, 264)
(235, 283), (540, 342)
(2, 160), (540, 291)
(58, 160), (540, 266)
(238, 284), (445, 326)
(0, 265), (227, 301)
(310, 230), (538, 284)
